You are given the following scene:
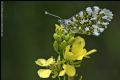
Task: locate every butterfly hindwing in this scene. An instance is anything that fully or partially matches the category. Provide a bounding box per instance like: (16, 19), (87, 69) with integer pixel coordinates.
(59, 6), (113, 36)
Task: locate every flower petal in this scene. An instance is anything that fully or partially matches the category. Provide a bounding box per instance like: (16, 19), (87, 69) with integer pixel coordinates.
(55, 24), (60, 28)
(77, 49), (87, 60)
(86, 49), (97, 56)
(65, 45), (71, 53)
(64, 45), (77, 60)
(38, 69), (52, 78)
(35, 59), (48, 66)
(59, 70), (66, 76)
(72, 37), (85, 54)
(64, 51), (76, 60)
(60, 24), (64, 28)
(47, 57), (55, 65)
(63, 64), (76, 77)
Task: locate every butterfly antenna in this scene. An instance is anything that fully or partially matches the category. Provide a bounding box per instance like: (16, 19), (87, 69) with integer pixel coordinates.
(45, 11), (62, 19)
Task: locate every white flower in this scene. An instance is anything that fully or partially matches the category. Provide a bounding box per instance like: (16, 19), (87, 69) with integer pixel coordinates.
(86, 7), (92, 15)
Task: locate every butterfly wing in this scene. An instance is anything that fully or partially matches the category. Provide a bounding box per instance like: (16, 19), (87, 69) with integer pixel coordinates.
(60, 6), (113, 36)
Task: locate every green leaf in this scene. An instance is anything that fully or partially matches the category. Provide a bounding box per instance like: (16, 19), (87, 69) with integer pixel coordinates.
(60, 40), (67, 50)
(53, 33), (58, 40)
(52, 71), (58, 78)
(65, 34), (70, 41)
(53, 41), (59, 53)
(68, 37), (75, 44)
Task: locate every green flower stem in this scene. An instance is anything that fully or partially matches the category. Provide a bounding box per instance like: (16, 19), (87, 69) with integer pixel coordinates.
(79, 76), (83, 80)
(58, 76), (61, 80)
(64, 75), (66, 80)
(68, 76), (74, 80)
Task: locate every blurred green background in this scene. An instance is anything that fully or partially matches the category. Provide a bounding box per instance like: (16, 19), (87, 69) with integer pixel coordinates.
(1, 1), (120, 80)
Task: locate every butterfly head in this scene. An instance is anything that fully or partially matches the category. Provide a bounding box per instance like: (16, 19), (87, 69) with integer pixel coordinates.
(58, 19), (67, 25)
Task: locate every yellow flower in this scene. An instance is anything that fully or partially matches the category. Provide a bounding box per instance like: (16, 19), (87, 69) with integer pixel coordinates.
(38, 69), (52, 78)
(59, 64), (76, 77)
(55, 24), (64, 31)
(35, 57), (55, 67)
(64, 36), (97, 60)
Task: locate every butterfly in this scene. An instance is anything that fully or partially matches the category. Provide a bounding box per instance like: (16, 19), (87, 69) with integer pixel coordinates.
(45, 6), (113, 36)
